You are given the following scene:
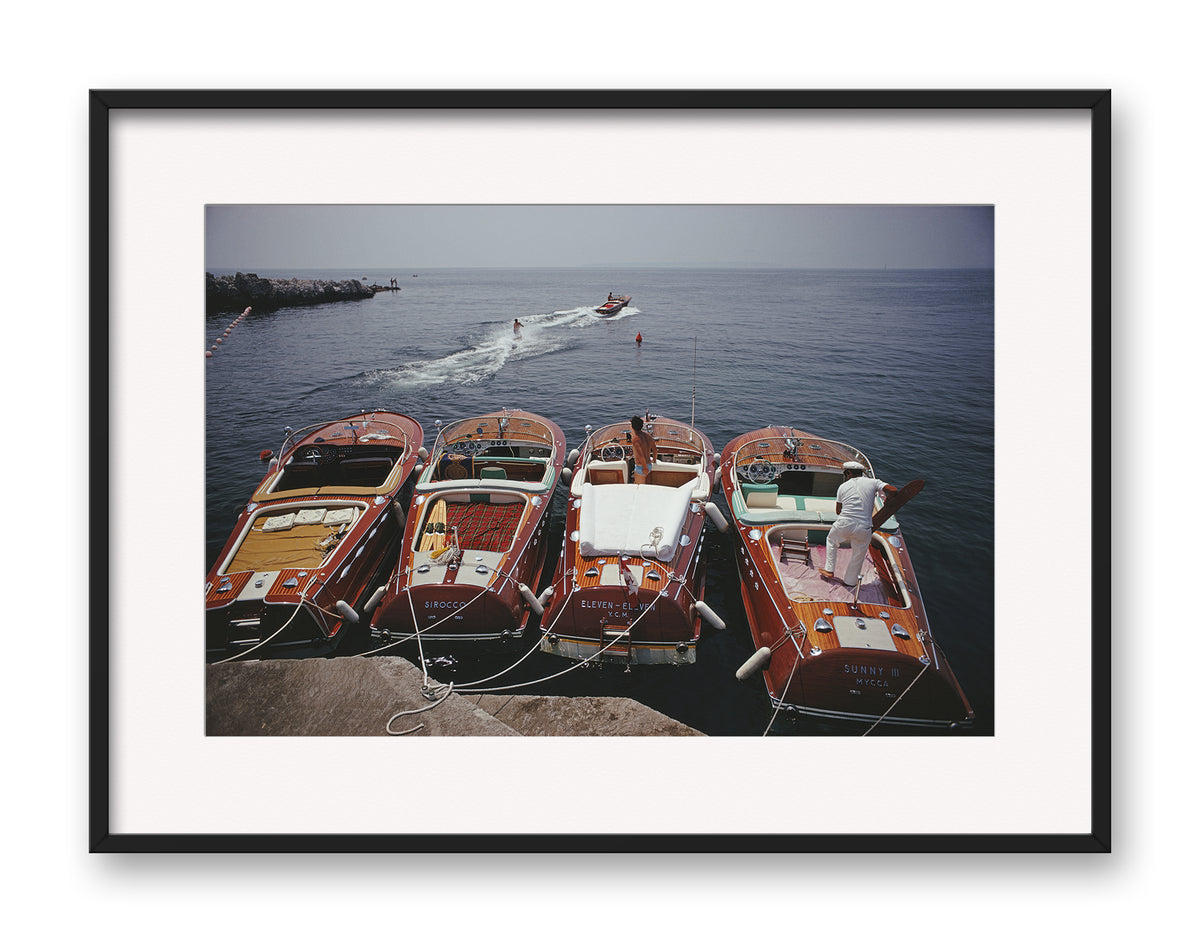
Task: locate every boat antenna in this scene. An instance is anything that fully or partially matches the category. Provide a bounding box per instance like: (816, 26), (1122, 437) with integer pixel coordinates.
(691, 336), (697, 427)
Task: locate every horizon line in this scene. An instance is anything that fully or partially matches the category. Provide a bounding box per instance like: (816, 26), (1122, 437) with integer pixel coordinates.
(206, 264), (996, 273)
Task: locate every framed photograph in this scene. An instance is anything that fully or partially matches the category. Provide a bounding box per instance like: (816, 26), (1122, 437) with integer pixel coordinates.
(92, 89), (1109, 852)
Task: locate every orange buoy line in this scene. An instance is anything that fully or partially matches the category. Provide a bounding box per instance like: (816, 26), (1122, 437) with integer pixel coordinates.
(207, 306), (252, 357)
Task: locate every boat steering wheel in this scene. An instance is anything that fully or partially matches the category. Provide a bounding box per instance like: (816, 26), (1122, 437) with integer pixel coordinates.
(299, 445), (331, 464)
(600, 443), (627, 461)
(744, 459), (777, 484)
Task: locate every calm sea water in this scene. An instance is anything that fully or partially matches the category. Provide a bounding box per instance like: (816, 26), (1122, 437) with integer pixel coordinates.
(205, 267), (994, 736)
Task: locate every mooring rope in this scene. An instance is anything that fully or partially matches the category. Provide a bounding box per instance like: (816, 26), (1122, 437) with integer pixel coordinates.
(385, 682), (456, 736)
(370, 562), (563, 724)
(861, 661), (931, 736)
(762, 647), (803, 736)
(352, 564), (492, 658)
(447, 570), (574, 689)
(212, 573), (323, 664)
(456, 593), (661, 695)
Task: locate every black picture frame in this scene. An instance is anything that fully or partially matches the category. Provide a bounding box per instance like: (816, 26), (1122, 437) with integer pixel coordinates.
(90, 88), (1111, 853)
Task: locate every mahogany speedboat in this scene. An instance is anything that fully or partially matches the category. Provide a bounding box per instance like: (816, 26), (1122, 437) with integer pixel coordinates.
(595, 295), (631, 316)
(205, 410), (425, 658)
(539, 414), (727, 666)
(721, 426), (974, 729)
(368, 409), (565, 645)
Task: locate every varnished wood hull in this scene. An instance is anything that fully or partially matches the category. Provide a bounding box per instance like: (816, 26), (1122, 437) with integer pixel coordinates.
(540, 415), (719, 666)
(368, 410), (565, 644)
(369, 504), (554, 641)
(722, 426), (973, 729)
(541, 528), (710, 666)
(205, 411), (424, 657)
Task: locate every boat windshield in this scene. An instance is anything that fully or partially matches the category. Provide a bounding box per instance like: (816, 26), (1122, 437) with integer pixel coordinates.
(730, 432), (872, 486)
(434, 412), (557, 460)
(262, 413), (418, 496)
(280, 412), (416, 457)
(586, 416), (706, 463)
(726, 432), (877, 515)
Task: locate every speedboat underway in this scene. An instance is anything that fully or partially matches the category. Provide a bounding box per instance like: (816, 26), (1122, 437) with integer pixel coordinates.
(368, 409), (565, 644)
(540, 414), (727, 666)
(205, 410), (425, 658)
(595, 294), (631, 316)
(721, 426), (973, 729)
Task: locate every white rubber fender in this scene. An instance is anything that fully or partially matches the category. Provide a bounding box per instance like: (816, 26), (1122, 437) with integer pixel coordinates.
(363, 584), (387, 614)
(566, 448), (580, 466)
(560, 466), (574, 486)
(418, 446), (429, 460)
(736, 646), (773, 682)
(335, 600), (360, 624)
(692, 600), (726, 631)
(537, 584), (555, 607)
(704, 501), (729, 532)
(519, 583), (544, 617)
(392, 499), (408, 527)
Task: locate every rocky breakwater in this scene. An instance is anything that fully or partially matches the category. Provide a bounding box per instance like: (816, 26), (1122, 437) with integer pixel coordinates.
(206, 271), (376, 314)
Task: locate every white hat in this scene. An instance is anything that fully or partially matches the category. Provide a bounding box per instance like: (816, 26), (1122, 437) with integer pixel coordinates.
(843, 461), (865, 471)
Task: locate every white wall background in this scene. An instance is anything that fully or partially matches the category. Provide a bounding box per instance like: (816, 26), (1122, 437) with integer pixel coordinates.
(9, 1), (1168, 937)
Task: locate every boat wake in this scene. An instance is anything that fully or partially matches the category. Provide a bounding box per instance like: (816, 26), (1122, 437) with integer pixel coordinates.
(368, 306), (637, 390)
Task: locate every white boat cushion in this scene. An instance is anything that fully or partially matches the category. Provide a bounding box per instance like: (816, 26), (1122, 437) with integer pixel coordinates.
(578, 482), (693, 561)
(745, 484), (780, 508)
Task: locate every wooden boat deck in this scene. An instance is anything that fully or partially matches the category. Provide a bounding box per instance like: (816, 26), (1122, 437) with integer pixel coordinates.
(768, 533), (892, 605)
(727, 426), (869, 476)
(417, 497), (525, 554)
(439, 412), (557, 450)
(228, 515), (353, 572)
(572, 553), (672, 593)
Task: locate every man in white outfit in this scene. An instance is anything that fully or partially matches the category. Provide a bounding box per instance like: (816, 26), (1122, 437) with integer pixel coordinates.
(821, 461), (898, 587)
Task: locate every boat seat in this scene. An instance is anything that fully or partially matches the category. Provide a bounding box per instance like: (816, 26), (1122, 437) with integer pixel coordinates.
(275, 462), (324, 490)
(339, 456), (395, 487)
(743, 483), (779, 508)
(480, 466), (507, 479)
(587, 460), (628, 485)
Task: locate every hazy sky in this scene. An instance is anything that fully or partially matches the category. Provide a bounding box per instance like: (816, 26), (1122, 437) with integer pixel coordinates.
(205, 205), (993, 270)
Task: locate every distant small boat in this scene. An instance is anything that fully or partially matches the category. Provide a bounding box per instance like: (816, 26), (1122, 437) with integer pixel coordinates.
(205, 411), (425, 658)
(595, 295), (631, 316)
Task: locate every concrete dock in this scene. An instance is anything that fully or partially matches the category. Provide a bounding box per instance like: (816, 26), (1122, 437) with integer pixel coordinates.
(206, 655), (703, 737)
